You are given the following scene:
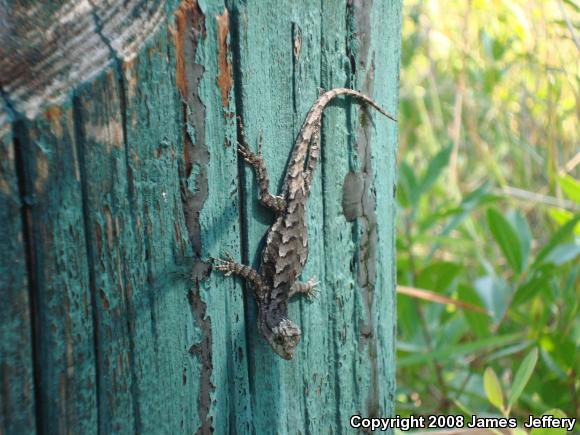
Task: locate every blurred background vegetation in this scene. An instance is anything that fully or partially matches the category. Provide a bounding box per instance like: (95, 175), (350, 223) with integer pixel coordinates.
(396, 0), (579, 426)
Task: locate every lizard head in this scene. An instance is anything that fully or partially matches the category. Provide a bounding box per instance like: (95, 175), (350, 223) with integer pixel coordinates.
(263, 317), (301, 360)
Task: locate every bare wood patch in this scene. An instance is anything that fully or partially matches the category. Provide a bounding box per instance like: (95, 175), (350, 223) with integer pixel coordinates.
(216, 8), (232, 109)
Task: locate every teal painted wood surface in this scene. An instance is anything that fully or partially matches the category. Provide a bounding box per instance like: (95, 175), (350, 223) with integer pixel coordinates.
(0, 103), (37, 435)
(0, 0), (400, 433)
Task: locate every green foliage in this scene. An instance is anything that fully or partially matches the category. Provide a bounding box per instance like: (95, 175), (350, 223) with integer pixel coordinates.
(508, 348), (538, 410)
(397, 0), (580, 423)
(530, 410), (569, 435)
(483, 367), (504, 413)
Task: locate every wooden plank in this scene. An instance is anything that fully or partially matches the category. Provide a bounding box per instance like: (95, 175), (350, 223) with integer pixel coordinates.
(231, 0), (400, 432)
(284, 11), (340, 433)
(169, 1), (253, 432)
(3, 1), (255, 432)
(369, 2), (401, 415)
(319, 0), (400, 422)
(73, 1), (254, 432)
(117, 18), (207, 435)
(73, 70), (137, 434)
(0, 102), (37, 435)
(13, 101), (98, 434)
(1, 2), (167, 432)
(229, 2), (301, 432)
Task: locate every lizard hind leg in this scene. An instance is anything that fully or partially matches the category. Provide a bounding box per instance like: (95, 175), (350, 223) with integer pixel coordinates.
(289, 277), (319, 301)
(237, 144), (286, 213)
(236, 118), (286, 213)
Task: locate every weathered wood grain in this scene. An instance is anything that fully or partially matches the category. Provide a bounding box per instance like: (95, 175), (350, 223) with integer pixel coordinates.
(0, 103), (37, 435)
(116, 28), (192, 435)
(0, 1), (166, 119)
(230, 2), (336, 433)
(120, 11), (251, 431)
(174, 2), (253, 433)
(232, 0), (400, 432)
(319, 0), (400, 423)
(0, 0), (399, 433)
(14, 102), (98, 434)
(71, 1), (252, 432)
(73, 69), (138, 434)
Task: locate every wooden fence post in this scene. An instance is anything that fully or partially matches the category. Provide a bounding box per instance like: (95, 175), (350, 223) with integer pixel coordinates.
(0, 1), (401, 433)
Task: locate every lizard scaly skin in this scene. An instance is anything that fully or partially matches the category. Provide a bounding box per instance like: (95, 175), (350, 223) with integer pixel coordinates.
(214, 88), (396, 359)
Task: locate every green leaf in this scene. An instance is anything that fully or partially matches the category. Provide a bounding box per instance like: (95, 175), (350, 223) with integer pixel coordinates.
(535, 215), (580, 265)
(542, 243), (580, 266)
(508, 348), (538, 408)
(485, 340), (532, 362)
(507, 210), (531, 271)
(563, 0), (580, 13)
(426, 182), (495, 260)
(396, 287), (419, 338)
(530, 409), (568, 435)
(451, 398), (474, 416)
(557, 174), (580, 205)
(458, 284), (490, 338)
(547, 209), (580, 237)
(474, 274), (511, 324)
(483, 67), (501, 93)
(398, 161), (419, 207)
(547, 207), (575, 227)
(546, 335), (577, 371)
(416, 261), (462, 293)
(487, 208), (524, 274)
(539, 349), (567, 380)
(483, 367), (504, 412)
(418, 145), (452, 195)
(512, 269), (552, 306)
(398, 332), (523, 367)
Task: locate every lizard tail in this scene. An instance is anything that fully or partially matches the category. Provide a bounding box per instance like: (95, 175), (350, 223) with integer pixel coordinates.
(283, 88), (396, 197)
(315, 88), (397, 122)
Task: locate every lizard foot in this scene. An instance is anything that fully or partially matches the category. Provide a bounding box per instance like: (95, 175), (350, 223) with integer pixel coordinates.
(211, 253), (237, 276)
(303, 277), (319, 301)
(290, 277), (319, 301)
(237, 143), (261, 166)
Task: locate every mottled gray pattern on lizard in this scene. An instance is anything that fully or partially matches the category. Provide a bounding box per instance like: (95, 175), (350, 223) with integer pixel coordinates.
(214, 88), (396, 359)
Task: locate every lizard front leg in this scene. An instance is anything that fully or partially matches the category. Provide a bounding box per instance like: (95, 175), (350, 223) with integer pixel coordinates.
(289, 277), (319, 301)
(212, 254), (268, 301)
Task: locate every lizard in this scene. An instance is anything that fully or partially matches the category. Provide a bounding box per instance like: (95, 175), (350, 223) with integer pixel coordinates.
(213, 88), (396, 360)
